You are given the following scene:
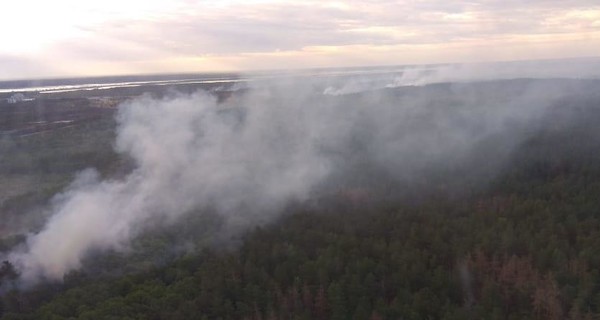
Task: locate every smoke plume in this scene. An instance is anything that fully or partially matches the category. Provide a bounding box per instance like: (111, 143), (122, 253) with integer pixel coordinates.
(6, 60), (600, 284)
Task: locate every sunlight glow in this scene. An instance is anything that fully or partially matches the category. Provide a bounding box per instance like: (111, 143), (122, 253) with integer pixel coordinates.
(0, 0), (180, 53)
(0, 0), (599, 79)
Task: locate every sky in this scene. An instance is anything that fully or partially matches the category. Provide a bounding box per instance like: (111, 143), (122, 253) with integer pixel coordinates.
(0, 0), (599, 80)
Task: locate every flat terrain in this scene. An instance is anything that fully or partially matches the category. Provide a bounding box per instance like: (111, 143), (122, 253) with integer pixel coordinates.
(2, 78), (600, 319)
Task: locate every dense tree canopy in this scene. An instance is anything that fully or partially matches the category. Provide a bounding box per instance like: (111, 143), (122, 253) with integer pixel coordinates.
(3, 84), (600, 319)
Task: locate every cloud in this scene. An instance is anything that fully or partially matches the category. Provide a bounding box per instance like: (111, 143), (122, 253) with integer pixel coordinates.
(1, 0), (599, 78)
(80, 1), (600, 54)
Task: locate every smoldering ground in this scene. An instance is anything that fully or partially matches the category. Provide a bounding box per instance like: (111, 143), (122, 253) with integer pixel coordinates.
(4, 65), (600, 285)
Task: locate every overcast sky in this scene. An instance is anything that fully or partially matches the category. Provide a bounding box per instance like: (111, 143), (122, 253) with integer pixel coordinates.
(0, 0), (599, 80)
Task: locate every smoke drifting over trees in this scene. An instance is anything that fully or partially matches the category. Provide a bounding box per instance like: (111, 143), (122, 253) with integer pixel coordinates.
(4, 61), (600, 285)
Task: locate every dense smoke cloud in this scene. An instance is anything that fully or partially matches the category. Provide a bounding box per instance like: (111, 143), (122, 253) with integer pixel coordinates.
(6, 62), (600, 284)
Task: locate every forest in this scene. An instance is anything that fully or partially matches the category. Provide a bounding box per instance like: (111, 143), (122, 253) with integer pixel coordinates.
(2, 79), (600, 319)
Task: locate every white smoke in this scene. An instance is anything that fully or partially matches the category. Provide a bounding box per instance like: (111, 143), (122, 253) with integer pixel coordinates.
(9, 90), (333, 282)
(6, 61), (600, 284)
(323, 58), (600, 96)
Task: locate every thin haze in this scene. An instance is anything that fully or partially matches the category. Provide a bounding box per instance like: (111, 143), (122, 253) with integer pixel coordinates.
(0, 0), (599, 79)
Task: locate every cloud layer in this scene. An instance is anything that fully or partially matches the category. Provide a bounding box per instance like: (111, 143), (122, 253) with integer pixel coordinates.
(1, 0), (599, 79)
